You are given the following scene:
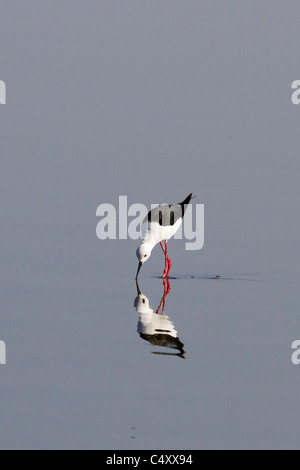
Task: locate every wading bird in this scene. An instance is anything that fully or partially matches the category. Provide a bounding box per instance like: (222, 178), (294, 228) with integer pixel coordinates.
(136, 194), (195, 279)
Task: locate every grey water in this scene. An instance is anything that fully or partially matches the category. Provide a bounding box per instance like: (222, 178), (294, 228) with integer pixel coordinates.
(1, 1), (300, 450)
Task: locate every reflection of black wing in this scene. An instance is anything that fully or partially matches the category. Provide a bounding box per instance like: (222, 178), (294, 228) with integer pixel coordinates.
(139, 333), (185, 359)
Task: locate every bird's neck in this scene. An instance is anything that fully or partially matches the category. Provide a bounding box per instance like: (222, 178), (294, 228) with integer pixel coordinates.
(141, 239), (156, 251)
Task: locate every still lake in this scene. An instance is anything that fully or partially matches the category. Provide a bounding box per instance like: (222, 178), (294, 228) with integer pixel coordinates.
(1, 0), (300, 449)
(1, 237), (300, 449)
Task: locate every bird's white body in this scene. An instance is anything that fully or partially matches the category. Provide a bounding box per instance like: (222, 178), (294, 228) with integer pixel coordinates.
(141, 217), (182, 249)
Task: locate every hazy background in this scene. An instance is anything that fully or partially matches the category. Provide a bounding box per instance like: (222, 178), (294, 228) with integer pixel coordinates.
(0, 0), (300, 449)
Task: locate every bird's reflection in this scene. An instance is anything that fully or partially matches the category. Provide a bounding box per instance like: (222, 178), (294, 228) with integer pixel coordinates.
(134, 279), (186, 359)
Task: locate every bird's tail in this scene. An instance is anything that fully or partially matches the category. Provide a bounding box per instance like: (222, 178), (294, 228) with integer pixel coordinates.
(182, 193), (197, 205)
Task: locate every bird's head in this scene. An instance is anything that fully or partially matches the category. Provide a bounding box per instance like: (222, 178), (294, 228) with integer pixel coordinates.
(136, 243), (152, 278)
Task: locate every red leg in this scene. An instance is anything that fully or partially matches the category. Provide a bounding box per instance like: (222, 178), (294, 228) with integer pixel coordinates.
(163, 241), (172, 278)
(166, 255), (172, 277)
(161, 242), (168, 278)
(164, 240), (172, 276)
(160, 242), (166, 255)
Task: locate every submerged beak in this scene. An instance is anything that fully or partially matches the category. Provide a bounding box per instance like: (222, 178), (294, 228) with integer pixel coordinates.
(136, 261), (142, 280)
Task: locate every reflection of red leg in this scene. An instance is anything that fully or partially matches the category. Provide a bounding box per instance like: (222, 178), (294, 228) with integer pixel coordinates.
(162, 278), (167, 314)
(165, 277), (171, 295)
(166, 255), (172, 277)
(162, 277), (171, 314)
(156, 277), (171, 315)
(163, 257), (168, 278)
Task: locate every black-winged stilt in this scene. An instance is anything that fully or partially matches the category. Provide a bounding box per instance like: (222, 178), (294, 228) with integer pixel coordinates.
(136, 194), (194, 279)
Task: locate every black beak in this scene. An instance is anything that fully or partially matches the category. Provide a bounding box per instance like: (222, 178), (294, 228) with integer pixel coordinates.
(136, 261), (142, 280)
(135, 280), (141, 296)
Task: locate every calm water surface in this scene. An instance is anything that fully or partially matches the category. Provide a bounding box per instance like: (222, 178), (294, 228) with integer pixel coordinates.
(1, 0), (300, 450)
(1, 255), (300, 449)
